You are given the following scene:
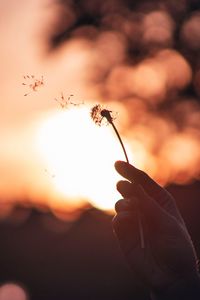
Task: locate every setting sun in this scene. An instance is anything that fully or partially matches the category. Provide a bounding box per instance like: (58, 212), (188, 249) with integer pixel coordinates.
(35, 106), (130, 211)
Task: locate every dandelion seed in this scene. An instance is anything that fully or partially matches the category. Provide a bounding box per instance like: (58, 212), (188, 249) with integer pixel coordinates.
(54, 93), (68, 109)
(54, 92), (83, 109)
(61, 92), (64, 101)
(68, 94), (74, 101)
(91, 104), (129, 163)
(22, 75), (44, 96)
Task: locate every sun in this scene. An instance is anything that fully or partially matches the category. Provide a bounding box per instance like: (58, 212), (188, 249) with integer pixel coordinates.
(35, 106), (130, 211)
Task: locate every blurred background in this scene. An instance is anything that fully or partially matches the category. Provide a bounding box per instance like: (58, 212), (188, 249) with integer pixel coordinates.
(0, 0), (200, 299)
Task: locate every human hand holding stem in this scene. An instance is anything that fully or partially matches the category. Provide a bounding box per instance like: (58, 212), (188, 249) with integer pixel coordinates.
(91, 105), (145, 249)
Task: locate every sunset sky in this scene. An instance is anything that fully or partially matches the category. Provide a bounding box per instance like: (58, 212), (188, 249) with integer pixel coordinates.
(1, 0), (200, 217)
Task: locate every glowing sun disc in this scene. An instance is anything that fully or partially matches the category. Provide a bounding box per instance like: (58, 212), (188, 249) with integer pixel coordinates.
(35, 106), (129, 211)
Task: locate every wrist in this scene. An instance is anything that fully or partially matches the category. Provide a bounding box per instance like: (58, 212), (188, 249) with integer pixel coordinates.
(150, 273), (200, 300)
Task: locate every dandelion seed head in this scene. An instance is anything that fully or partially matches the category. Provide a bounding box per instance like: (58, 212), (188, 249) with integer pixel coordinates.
(90, 104), (104, 126)
(91, 104), (117, 126)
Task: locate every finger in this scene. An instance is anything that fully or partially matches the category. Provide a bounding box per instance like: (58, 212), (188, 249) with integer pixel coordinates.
(115, 161), (183, 223)
(115, 199), (130, 213)
(116, 180), (162, 220)
(115, 161), (164, 197)
(116, 181), (166, 223)
(116, 180), (134, 198)
(118, 180), (184, 226)
(115, 198), (138, 213)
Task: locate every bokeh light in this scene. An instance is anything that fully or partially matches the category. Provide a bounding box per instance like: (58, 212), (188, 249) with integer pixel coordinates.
(181, 12), (200, 51)
(0, 283), (28, 300)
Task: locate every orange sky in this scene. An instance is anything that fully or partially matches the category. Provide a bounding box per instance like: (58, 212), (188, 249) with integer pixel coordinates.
(0, 0), (129, 215)
(1, 0), (200, 217)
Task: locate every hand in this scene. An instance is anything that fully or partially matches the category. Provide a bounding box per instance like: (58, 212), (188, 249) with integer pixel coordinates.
(112, 161), (199, 297)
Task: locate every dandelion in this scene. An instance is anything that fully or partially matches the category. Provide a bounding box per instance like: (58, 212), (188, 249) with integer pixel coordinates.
(22, 75), (44, 96)
(91, 104), (145, 249)
(90, 104), (129, 163)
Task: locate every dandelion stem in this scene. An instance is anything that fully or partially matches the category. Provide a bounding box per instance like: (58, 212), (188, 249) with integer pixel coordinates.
(100, 109), (145, 249)
(100, 109), (129, 164)
(110, 121), (129, 164)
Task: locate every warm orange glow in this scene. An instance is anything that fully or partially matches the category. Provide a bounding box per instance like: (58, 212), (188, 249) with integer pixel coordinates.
(160, 132), (200, 184)
(0, 0), (200, 219)
(35, 106), (131, 211)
